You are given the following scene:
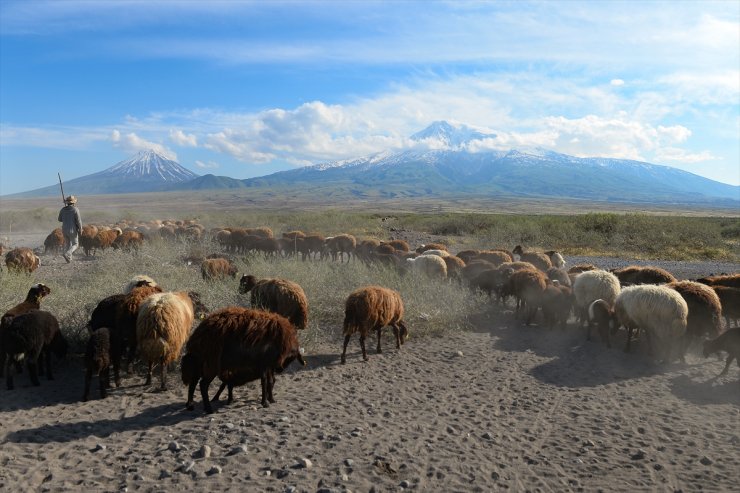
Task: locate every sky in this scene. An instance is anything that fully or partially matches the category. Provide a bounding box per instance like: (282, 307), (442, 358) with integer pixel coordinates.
(0, 0), (738, 195)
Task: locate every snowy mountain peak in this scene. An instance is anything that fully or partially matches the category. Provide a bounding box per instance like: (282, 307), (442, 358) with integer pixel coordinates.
(410, 121), (496, 148)
(104, 150), (198, 183)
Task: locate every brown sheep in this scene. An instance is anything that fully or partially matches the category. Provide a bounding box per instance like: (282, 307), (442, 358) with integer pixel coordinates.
(546, 267), (571, 287)
(386, 239), (410, 252)
(341, 286), (409, 364)
(44, 228), (64, 254)
(1, 283), (52, 377)
(697, 274), (740, 289)
(181, 307), (305, 413)
(461, 260), (497, 282)
(83, 327), (111, 401)
(476, 249), (514, 266)
(503, 268), (547, 325)
(282, 230), (306, 240)
(112, 230), (144, 252)
(702, 328), (740, 378)
(455, 249), (480, 264)
(667, 281), (723, 358)
(611, 265), (677, 286)
(201, 258), (238, 281)
(239, 275), (309, 331)
(325, 234), (357, 263)
(568, 264), (598, 274)
(415, 243), (448, 254)
(376, 243), (396, 255)
(3, 310), (67, 390)
(246, 226), (274, 239)
(587, 299), (616, 347)
(712, 286), (740, 328)
(136, 291), (197, 389)
(356, 239), (381, 260)
(79, 225), (99, 256)
(116, 284), (164, 371)
(5, 247), (40, 274)
(443, 255), (466, 281)
(93, 229), (121, 253)
(512, 245), (552, 272)
(301, 234), (326, 260)
(540, 282), (573, 330)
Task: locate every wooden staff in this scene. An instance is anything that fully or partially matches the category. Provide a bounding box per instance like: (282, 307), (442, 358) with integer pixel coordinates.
(58, 172), (66, 205)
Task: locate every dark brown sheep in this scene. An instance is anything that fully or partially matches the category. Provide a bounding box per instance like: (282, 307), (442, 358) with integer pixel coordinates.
(386, 239), (410, 252)
(239, 275), (309, 331)
(376, 243), (396, 255)
(540, 282), (573, 330)
(455, 249), (480, 264)
(587, 299), (616, 347)
(611, 265), (677, 286)
(712, 286), (740, 328)
(702, 327), (740, 378)
(116, 284), (163, 371)
(341, 286), (408, 364)
(3, 310), (67, 390)
(83, 327), (111, 401)
(697, 274), (740, 289)
(667, 281), (723, 358)
(181, 307), (305, 413)
(325, 234), (357, 262)
(5, 247), (40, 274)
(1, 283), (52, 377)
(88, 294), (126, 387)
(503, 268), (547, 325)
(201, 258), (238, 281)
(44, 228), (64, 254)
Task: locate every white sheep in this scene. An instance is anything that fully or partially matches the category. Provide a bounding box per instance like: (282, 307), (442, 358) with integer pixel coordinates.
(614, 284), (688, 362)
(405, 254), (447, 280)
(573, 270), (621, 328)
(124, 275), (158, 294)
(419, 249), (451, 258)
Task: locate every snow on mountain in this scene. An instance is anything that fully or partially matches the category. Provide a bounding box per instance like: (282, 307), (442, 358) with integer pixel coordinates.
(103, 150), (198, 182)
(410, 120), (496, 148)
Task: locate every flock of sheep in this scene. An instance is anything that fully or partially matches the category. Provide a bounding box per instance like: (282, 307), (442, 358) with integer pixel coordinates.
(1, 219), (739, 416)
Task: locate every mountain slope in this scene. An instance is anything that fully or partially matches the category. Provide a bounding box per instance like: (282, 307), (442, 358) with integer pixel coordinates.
(9, 150), (199, 197)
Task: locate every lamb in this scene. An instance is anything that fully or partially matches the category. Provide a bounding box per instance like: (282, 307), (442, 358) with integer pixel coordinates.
(512, 245), (552, 271)
(201, 258), (238, 281)
(5, 247), (40, 274)
(697, 274), (740, 289)
(181, 307), (305, 413)
(341, 286), (409, 364)
(82, 327), (111, 401)
(136, 291), (198, 389)
(666, 281), (722, 357)
(702, 328), (740, 378)
(587, 299), (616, 347)
(239, 275), (309, 331)
(44, 228), (64, 254)
(614, 285), (688, 362)
(712, 286), (740, 328)
(406, 254), (447, 280)
(2, 310), (67, 390)
(87, 294), (126, 387)
(1, 283), (52, 377)
(611, 265), (677, 286)
(573, 270), (621, 329)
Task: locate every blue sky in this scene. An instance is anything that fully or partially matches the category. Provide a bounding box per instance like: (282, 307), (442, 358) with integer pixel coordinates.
(0, 0), (738, 195)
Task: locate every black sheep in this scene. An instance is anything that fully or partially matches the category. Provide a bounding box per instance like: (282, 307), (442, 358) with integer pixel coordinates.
(83, 327), (111, 401)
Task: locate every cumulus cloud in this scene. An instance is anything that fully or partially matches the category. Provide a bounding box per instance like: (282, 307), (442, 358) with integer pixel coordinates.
(610, 79), (625, 86)
(110, 129), (177, 160)
(169, 129), (197, 147)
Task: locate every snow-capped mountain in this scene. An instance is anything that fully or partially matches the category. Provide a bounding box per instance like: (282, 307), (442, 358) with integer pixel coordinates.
(104, 150), (198, 182)
(409, 120), (496, 148)
(10, 150), (199, 196)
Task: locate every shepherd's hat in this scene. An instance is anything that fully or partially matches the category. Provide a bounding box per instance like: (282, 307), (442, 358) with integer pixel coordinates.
(65, 195), (77, 204)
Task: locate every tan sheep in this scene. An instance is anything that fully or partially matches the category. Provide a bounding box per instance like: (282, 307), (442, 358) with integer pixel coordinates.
(201, 258), (238, 281)
(239, 275), (309, 331)
(4, 247), (40, 274)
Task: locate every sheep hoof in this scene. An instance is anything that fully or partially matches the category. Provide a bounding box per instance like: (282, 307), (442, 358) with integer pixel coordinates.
(204, 407), (214, 414)
(261, 401), (270, 408)
(186, 403), (195, 411)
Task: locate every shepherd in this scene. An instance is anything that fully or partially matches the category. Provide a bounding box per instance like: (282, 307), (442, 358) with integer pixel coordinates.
(58, 195), (82, 263)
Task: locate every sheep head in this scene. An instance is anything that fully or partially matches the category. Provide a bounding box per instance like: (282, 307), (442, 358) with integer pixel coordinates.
(239, 274), (257, 294)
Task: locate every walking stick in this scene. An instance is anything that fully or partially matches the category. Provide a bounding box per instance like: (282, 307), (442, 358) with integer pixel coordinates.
(58, 172), (66, 205)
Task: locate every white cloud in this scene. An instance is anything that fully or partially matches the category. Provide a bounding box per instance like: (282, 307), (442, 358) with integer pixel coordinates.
(610, 79), (624, 86)
(194, 160), (219, 169)
(654, 147), (717, 164)
(169, 129), (197, 147)
(110, 130), (177, 160)
(0, 124), (108, 149)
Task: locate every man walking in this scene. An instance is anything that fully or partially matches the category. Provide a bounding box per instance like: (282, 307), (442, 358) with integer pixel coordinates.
(58, 195), (82, 263)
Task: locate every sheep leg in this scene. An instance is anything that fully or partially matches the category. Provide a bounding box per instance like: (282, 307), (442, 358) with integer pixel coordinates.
(199, 377), (215, 414)
(28, 357), (41, 386)
(375, 324), (383, 354)
(83, 367), (92, 401)
(145, 362), (153, 386)
(392, 324), (401, 349)
(718, 355), (735, 377)
(160, 359), (167, 390)
(624, 326), (634, 353)
(341, 334), (351, 364)
(227, 383), (235, 404)
(260, 372), (270, 408)
(186, 378), (199, 411)
(44, 347), (53, 380)
(5, 359), (15, 390)
(0, 352), (5, 377)
(266, 370), (276, 404)
(99, 367), (109, 398)
(359, 334), (369, 361)
(212, 382), (227, 402)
